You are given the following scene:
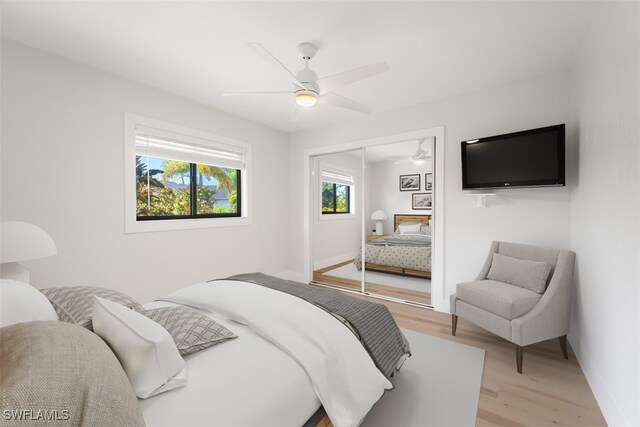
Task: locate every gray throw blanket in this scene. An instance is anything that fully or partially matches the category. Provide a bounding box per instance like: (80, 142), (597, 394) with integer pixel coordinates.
(368, 234), (431, 247)
(220, 273), (411, 379)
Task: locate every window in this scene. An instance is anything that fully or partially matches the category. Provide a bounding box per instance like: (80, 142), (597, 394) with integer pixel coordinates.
(319, 164), (355, 216)
(322, 182), (350, 214)
(125, 114), (251, 233)
(136, 155), (241, 220)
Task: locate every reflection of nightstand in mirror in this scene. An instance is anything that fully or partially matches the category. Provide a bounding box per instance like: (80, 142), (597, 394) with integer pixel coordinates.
(367, 234), (388, 241)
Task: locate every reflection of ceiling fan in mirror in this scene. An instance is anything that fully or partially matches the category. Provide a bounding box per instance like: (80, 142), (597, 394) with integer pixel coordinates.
(412, 139), (430, 164)
(390, 139), (433, 165)
(222, 42), (389, 121)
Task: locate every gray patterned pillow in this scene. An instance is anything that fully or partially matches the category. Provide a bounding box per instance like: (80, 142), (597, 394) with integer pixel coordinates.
(40, 286), (145, 330)
(143, 306), (236, 356)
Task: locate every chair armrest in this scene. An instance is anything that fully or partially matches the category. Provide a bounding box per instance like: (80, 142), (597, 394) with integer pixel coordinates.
(511, 250), (576, 346)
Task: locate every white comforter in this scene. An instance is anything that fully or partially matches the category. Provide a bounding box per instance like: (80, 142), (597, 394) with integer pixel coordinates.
(160, 280), (393, 427)
(139, 301), (320, 427)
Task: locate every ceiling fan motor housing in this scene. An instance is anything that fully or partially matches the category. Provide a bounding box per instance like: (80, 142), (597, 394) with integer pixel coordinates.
(297, 42), (317, 60)
(296, 68), (318, 92)
(296, 43), (319, 93)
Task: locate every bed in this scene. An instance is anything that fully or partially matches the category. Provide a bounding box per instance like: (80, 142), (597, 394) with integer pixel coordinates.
(2, 274), (410, 427)
(354, 214), (432, 279)
(139, 300), (322, 427)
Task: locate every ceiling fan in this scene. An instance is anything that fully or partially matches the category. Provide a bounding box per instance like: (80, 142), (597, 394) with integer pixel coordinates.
(412, 139), (430, 164)
(389, 139), (432, 165)
(222, 42), (389, 121)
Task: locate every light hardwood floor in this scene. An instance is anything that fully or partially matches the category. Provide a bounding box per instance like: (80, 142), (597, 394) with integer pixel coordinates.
(313, 285), (606, 427)
(314, 261), (431, 305)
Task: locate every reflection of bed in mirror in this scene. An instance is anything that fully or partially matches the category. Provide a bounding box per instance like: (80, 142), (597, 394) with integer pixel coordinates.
(354, 214), (432, 280)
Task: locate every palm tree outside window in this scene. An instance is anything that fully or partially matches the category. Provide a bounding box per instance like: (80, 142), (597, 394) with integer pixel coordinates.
(136, 155), (240, 220)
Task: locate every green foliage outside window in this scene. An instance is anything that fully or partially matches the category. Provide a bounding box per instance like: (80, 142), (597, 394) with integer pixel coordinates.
(136, 156), (239, 218)
(322, 181), (350, 214)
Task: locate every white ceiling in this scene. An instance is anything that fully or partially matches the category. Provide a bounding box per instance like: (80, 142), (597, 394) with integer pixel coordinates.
(1, 1), (594, 132)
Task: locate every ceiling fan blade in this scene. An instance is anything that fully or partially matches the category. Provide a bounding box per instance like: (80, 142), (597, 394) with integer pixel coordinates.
(222, 91), (294, 96)
(412, 154), (432, 162)
(320, 93), (372, 114)
(290, 105), (302, 122)
(316, 62), (389, 95)
(248, 43), (308, 90)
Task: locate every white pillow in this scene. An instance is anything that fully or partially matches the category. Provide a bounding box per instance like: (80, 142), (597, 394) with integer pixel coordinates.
(0, 279), (58, 327)
(91, 297), (186, 399)
(398, 223), (422, 234)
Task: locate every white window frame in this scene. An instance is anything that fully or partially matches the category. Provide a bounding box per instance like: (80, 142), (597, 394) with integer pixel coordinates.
(124, 113), (252, 233)
(318, 161), (357, 221)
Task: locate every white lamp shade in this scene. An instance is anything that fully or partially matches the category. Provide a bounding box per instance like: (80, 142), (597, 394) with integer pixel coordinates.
(370, 210), (388, 220)
(1, 221), (57, 263)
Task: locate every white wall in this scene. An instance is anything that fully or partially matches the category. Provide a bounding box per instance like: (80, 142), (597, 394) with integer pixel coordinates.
(288, 70), (575, 310)
(569, 3), (640, 426)
(369, 158), (433, 235)
(313, 151), (363, 268)
(0, 41), (290, 302)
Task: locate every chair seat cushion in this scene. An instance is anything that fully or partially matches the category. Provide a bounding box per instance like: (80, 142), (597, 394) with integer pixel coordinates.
(456, 280), (542, 320)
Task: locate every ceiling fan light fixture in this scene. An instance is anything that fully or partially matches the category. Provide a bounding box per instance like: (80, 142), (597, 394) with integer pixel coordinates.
(412, 152), (427, 164)
(295, 90), (318, 107)
(412, 139), (429, 164)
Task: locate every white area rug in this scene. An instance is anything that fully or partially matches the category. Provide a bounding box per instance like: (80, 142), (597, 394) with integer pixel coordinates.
(324, 263), (431, 293)
(364, 329), (485, 427)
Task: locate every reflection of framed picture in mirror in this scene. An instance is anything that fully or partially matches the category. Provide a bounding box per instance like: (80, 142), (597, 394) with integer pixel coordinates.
(400, 174), (420, 191)
(425, 173), (433, 191)
(412, 193), (432, 210)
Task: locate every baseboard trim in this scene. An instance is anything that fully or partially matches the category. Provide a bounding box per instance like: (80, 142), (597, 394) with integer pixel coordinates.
(568, 335), (630, 426)
(313, 252), (357, 271)
(274, 271), (307, 283)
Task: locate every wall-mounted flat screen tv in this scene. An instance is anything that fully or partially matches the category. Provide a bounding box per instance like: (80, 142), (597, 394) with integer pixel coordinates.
(461, 124), (565, 189)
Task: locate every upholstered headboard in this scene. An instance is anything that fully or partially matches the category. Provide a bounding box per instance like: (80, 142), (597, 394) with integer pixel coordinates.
(394, 214), (431, 231)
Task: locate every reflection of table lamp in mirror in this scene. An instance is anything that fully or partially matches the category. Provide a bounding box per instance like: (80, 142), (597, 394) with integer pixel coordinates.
(1, 221), (57, 283)
(370, 210), (388, 235)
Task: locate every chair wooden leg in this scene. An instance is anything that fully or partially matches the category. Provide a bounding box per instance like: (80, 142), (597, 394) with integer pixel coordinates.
(516, 345), (523, 374)
(451, 314), (458, 336)
(559, 335), (569, 360)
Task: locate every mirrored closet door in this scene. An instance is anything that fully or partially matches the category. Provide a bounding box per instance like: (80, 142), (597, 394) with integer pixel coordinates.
(362, 139), (433, 306)
(311, 148), (366, 294)
(310, 138), (434, 308)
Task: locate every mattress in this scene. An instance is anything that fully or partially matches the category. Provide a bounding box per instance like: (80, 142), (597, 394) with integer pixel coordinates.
(139, 301), (321, 427)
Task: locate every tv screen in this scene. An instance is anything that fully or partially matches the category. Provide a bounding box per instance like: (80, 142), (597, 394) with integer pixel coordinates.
(461, 124), (565, 189)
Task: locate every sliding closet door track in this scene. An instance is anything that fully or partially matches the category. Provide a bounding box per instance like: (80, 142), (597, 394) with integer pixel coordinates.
(310, 280), (433, 309)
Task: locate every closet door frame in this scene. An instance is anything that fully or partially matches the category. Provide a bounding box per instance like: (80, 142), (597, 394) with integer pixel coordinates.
(303, 126), (446, 312)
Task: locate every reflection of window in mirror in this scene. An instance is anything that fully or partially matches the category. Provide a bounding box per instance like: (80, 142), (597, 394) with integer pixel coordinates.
(319, 162), (356, 217)
(322, 182), (350, 214)
(311, 150), (364, 297)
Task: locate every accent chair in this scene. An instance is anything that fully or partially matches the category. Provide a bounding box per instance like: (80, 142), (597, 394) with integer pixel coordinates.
(450, 241), (576, 373)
